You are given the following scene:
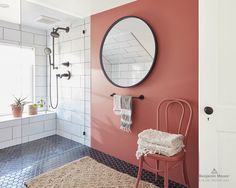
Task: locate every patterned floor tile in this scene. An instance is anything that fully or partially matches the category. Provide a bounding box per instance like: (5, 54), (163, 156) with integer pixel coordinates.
(0, 135), (185, 188)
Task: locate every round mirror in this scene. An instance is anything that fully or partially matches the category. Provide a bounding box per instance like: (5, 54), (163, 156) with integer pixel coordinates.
(100, 16), (157, 88)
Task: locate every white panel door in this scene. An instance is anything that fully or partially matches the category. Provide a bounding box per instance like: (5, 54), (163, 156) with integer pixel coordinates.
(200, 0), (236, 187)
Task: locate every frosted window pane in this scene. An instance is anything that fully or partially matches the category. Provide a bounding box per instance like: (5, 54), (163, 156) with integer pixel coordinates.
(0, 44), (34, 115)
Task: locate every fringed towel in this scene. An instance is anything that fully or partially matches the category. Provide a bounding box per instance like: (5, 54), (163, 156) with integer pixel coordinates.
(138, 129), (184, 148)
(120, 96), (132, 132)
(136, 129), (184, 159)
(113, 95), (132, 132)
(113, 95), (122, 115)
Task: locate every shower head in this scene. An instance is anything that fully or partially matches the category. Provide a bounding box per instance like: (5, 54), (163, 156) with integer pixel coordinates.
(50, 27), (70, 38)
(50, 31), (60, 38)
(44, 47), (57, 69)
(44, 47), (52, 55)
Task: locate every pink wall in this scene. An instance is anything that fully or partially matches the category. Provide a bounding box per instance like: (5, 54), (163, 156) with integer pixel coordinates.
(91, 0), (198, 187)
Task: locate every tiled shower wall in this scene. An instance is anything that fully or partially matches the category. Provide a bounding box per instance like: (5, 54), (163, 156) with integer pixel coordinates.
(47, 18), (91, 146)
(0, 18), (91, 148)
(0, 112), (56, 149)
(0, 20), (57, 149)
(0, 20), (47, 110)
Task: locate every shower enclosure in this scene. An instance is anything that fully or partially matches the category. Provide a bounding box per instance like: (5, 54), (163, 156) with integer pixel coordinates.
(0, 0), (91, 187)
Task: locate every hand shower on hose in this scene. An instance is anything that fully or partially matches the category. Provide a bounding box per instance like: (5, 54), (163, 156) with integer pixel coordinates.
(44, 26), (71, 109)
(44, 47), (58, 70)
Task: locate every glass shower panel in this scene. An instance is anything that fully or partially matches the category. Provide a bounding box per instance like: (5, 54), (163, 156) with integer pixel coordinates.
(0, 0), (91, 186)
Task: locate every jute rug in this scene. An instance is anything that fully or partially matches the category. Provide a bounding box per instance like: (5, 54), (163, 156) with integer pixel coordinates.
(25, 156), (158, 188)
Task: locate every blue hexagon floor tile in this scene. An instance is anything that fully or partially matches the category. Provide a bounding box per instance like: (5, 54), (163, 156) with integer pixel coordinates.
(0, 135), (185, 188)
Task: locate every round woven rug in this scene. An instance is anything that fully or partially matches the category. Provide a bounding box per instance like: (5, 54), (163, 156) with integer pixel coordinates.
(25, 156), (158, 188)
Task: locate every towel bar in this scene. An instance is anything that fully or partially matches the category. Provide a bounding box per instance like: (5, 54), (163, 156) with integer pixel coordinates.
(110, 93), (144, 100)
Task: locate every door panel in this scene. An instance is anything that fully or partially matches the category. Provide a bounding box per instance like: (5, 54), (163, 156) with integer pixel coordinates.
(216, 107), (236, 132)
(200, 0), (236, 187)
(218, 133), (236, 187)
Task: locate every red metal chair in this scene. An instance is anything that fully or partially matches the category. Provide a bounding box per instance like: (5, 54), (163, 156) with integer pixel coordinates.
(135, 98), (192, 188)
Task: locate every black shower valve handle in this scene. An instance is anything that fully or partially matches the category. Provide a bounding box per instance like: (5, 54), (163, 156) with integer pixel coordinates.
(62, 61), (70, 67)
(56, 71), (71, 80)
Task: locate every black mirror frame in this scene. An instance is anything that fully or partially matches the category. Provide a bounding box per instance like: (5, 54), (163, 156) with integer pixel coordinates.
(100, 16), (158, 88)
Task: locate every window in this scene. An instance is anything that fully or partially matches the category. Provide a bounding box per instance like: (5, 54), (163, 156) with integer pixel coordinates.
(0, 44), (35, 116)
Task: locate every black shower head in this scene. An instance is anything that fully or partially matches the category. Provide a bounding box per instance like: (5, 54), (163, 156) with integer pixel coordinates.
(50, 27), (70, 38)
(50, 31), (60, 38)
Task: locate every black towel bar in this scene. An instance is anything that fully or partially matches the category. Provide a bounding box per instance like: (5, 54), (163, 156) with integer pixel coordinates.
(110, 93), (144, 100)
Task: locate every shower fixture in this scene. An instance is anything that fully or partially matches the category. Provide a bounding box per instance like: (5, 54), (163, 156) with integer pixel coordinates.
(56, 71), (71, 80)
(45, 26), (70, 109)
(50, 31), (60, 38)
(62, 62), (70, 67)
(46, 26), (70, 70)
(50, 27), (70, 38)
(44, 47), (51, 55)
(44, 47), (58, 70)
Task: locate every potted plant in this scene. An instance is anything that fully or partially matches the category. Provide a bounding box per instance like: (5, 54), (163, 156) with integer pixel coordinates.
(28, 99), (45, 115)
(11, 96), (27, 117)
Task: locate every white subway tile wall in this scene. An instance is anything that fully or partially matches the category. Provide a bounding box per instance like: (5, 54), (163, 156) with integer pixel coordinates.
(22, 31), (34, 44)
(47, 18), (91, 146)
(3, 28), (21, 42)
(0, 18), (91, 148)
(0, 27), (3, 39)
(0, 20), (48, 110)
(0, 20), (57, 149)
(0, 112), (56, 149)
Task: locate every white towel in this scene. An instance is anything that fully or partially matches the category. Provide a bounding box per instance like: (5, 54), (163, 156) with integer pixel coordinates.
(136, 139), (183, 159)
(113, 95), (122, 115)
(138, 129), (184, 148)
(136, 129), (185, 159)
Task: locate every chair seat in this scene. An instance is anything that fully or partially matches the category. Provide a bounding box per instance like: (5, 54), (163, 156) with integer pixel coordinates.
(145, 150), (185, 162)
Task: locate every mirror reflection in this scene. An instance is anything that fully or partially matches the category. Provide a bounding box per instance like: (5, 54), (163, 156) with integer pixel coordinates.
(101, 16), (157, 87)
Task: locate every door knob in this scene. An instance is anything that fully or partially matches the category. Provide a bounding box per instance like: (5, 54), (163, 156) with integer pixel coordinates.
(204, 106), (214, 115)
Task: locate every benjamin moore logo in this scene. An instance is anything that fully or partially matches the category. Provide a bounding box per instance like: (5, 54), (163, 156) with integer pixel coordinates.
(200, 168), (230, 182)
(211, 168), (218, 175)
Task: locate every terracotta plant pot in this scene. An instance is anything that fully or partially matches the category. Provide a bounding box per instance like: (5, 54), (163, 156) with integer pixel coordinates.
(11, 105), (24, 117)
(28, 104), (38, 115)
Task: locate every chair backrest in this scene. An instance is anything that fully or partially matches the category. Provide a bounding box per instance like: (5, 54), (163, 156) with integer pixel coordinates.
(156, 98), (192, 143)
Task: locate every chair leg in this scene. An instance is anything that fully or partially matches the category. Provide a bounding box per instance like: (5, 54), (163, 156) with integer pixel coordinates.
(155, 160), (159, 181)
(135, 156), (144, 188)
(183, 159), (190, 187)
(164, 162), (169, 188)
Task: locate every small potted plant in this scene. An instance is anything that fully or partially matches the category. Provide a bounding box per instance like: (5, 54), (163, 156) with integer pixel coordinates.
(28, 99), (45, 115)
(11, 96), (27, 117)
